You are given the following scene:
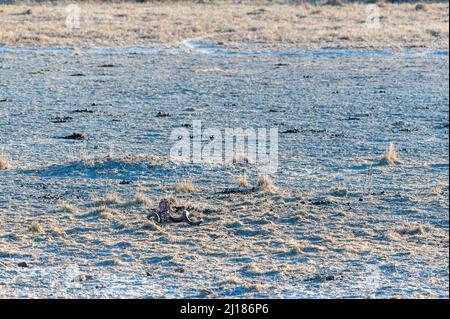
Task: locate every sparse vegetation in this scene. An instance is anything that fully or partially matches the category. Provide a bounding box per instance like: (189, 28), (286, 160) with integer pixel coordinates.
(380, 143), (404, 165)
(397, 224), (427, 236)
(0, 154), (12, 170)
(173, 182), (197, 193)
(0, 0), (448, 300)
(256, 175), (279, 194)
(286, 240), (304, 255)
(30, 221), (45, 235)
(60, 203), (79, 213)
(91, 206), (118, 219)
(49, 226), (68, 238)
(0, 2), (447, 50)
(134, 192), (152, 206)
(142, 220), (162, 231)
(238, 175), (252, 189)
(92, 194), (124, 206)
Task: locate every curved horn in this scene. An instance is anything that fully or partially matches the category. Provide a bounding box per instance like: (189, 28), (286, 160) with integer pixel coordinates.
(183, 210), (203, 226)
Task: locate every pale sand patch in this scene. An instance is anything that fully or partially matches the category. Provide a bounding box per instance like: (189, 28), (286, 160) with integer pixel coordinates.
(0, 1), (448, 50)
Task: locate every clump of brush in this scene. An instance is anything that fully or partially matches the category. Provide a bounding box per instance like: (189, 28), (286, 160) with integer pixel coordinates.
(92, 193), (125, 206)
(0, 153), (12, 170)
(59, 203), (79, 214)
(30, 221), (45, 235)
(380, 143), (404, 165)
(134, 192), (152, 207)
(255, 175), (279, 194)
(238, 175), (252, 189)
(173, 182), (197, 193)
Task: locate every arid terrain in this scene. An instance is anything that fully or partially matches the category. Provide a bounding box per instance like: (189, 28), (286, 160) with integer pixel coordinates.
(0, 1), (449, 50)
(0, 1), (449, 299)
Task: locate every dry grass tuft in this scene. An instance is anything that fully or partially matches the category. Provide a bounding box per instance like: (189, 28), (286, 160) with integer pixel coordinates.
(92, 194), (124, 206)
(73, 47), (83, 57)
(134, 192), (152, 207)
(238, 175), (252, 189)
(243, 262), (260, 274)
(380, 143), (404, 165)
(60, 203), (79, 213)
(0, 154), (12, 170)
(292, 208), (308, 220)
(49, 226), (68, 238)
(225, 277), (243, 285)
(142, 220), (162, 231)
(173, 182), (197, 193)
(92, 206), (118, 219)
(397, 224), (427, 236)
(30, 221), (45, 235)
(287, 240), (304, 255)
(256, 175), (279, 194)
(250, 283), (265, 291)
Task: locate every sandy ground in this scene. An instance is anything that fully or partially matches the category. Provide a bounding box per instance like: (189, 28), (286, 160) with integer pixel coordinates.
(0, 44), (448, 298)
(0, 1), (448, 50)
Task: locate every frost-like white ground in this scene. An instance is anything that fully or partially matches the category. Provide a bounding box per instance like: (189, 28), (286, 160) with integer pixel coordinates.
(0, 45), (448, 298)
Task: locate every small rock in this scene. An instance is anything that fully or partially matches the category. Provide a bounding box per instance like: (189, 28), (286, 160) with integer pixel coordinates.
(72, 109), (94, 114)
(63, 133), (86, 141)
(247, 8), (266, 16)
(119, 180), (133, 185)
(156, 111), (171, 117)
(78, 274), (94, 282)
(175, 268), (185, 274)
(52, 116), (73, 123)
(281, 128), (301, 134)
(18, 262), (29, 268)
(415, 3), (428, 11)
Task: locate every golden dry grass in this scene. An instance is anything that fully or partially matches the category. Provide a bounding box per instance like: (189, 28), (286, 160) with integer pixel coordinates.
(134, 192), (152, 206)
(49, 226), (68, 238)
(0, 154), (12, 170)
(60, 203), (79, 213)
(173, 181), (197, 193)
(30, 221), (45, 235)
(238, 175), (252, 189)
(92, 193), (124, 206)
(380, 143), (404, 165)
(256, 175), (279, 194)
(0, 2), (448, 50)
(91, 205), (118, 219)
